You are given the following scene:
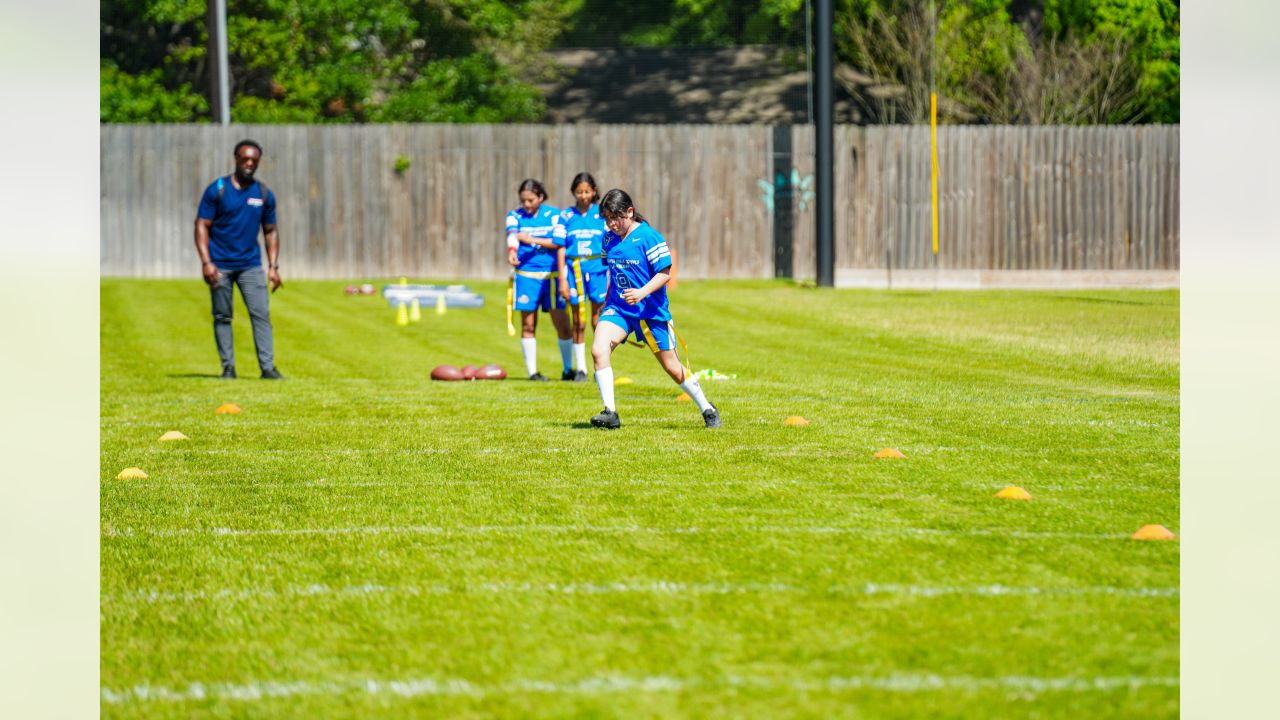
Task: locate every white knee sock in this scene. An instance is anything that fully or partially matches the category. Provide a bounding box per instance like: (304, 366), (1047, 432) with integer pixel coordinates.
(679, 371), (712, 412)
(596, 367), (615, 411)
(558, 338), (574, 373)
(521, 338), (538, 376)
(573, 343), (587, 372)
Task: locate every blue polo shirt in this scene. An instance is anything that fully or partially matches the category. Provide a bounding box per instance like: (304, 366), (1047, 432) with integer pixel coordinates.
(602, 222), (672, 321)
(197, 176), (277, 271)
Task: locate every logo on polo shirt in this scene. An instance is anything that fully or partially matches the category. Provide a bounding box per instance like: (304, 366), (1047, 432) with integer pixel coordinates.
(247, 198), (264, 207)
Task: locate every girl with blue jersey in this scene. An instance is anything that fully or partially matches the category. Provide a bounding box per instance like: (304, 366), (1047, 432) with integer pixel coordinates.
(506, 178), (573, 381)
(589, 189), (720, 430)
(556, 172), (608, 382)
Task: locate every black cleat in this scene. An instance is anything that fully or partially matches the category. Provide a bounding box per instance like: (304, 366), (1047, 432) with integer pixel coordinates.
(702, 406), (721, 429)
(561, 369), (576, 381)
(529, 372), (549, 381)
(260, 368), (284, 380)
(590, 408), (621, 429)
(572, 370), (589, 382)
(221, 367), (237, 380)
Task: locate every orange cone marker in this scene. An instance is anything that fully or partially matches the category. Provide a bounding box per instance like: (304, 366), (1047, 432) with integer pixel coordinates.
(995, 485), (1032, 500)
(874, 448), (906, 459)
(677, 392), (692, 402)
(1132, 524), (1176, 541)
(215, 403), (242, 414)
(116, 467), (148, 480)
(783, 416), (809, 426)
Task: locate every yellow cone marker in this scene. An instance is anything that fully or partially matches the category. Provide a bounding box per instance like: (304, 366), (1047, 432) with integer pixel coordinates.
(409, 297), (421, 322)
(615, 377), (634, 385)
(116, 467), (148, 480)
(1132, 524), (1176, 541)
(158, 431), (189, 442)
(677, 392), (692, 402)
(436, 294), (447, 316)
(995, 485), (1032, 501)
(874, 448), (906, 459)
(215, 403), (241, 414)
(783, 416), (809, 426)
(396, 302), (409, 326)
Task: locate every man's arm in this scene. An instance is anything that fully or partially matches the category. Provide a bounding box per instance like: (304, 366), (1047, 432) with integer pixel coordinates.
(264, 223), (282, 292)
(194, 218), (219, 286)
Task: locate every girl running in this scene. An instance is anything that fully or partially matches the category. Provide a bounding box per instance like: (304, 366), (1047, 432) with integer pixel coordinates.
(556, 172), (608, 382)
(589, 189), (720, 429)
(506, 178), (573, 381)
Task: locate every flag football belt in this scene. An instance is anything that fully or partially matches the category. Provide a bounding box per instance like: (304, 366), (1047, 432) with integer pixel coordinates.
(567, 256), (601, 325)
(636, 319), (692, 373)
(506, 270), (556, 336)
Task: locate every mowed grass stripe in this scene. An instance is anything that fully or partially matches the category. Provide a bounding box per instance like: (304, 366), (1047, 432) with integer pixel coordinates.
(101, 280), (1179, 719)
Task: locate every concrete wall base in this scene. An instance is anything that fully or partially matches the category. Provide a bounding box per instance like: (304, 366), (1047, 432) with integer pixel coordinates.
(834, 269), (1180, 290)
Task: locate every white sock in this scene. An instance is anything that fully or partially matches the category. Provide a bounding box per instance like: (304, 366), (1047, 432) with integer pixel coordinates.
(596, 367), (615, 411)
(521, 338), (537, 376)
(679, 372), (713, 412)
(558, 338), (574, 373)
(573, 343), (587, 372)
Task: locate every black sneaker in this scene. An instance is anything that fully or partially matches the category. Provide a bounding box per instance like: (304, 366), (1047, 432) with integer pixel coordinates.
(260, 368), (285, 380)
(590, 408), (621, 429)
(702, 406), (721, 429)
(529, 372), (549, 381)
(221, 367), (237, 380)
(572, 370), (589, 382)
(561, 369), (576, 381)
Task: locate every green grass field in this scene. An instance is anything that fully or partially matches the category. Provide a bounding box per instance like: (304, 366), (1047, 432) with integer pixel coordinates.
(100, 279), (1179, 718)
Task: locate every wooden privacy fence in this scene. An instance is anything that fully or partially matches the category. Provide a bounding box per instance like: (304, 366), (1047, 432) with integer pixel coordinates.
(100, 124), (1178, 280)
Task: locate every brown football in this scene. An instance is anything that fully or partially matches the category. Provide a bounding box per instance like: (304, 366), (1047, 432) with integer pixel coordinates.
(460, 364), (479, 380)
(477, 363), (507, 380)
(430, 364), (464, 381)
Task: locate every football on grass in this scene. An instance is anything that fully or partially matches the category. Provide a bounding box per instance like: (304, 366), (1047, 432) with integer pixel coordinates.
(477, 363), (506, 380)
(430, 364), (464, 381)
(460, 365), (479, 380)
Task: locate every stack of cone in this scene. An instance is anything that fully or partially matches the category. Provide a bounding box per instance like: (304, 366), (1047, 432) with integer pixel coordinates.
(874, 448), (906, 459)
(396, 302), (409, 326)
(409, 298), (421, 322)
(436, 294), (447, 316)
(1132, 524), (1176, 540)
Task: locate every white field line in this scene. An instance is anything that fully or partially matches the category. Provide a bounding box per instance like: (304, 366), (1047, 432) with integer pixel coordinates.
(104, 580), (1178, 606)
(102, 524), (1138, 541)
(101, 672), (1179, 705)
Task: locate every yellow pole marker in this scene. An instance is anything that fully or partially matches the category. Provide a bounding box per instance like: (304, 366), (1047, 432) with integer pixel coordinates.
(116, 467), (149, 480)
(396, 302), (409, 326)
(930, 91), (939, 256)
(215, 403), (241, 414)
(783, 416), (809, 426)
(409, 297), (421, 322)
(158, 431), (189, 442)
(1132, 524), (1176, 541)
(874, 448), (906, 459)
(995, 486), (1032, 501)
(435, 293), (447, 316)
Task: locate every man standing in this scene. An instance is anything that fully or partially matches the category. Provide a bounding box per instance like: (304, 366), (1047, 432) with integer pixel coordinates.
(194, 139), (284, 379)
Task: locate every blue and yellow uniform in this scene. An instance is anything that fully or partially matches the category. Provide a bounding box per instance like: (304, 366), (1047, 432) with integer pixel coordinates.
(599, 222), (680, 351)
(557, 204), (608, 306)
(506, 204), (564, 312)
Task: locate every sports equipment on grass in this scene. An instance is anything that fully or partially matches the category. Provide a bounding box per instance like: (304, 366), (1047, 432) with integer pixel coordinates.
(476, 364), (506, 380)
(461, 365), (479, 380)
(431, 364), (464, 381)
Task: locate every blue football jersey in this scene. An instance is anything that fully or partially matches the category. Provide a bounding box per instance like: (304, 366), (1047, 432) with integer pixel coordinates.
(505, 204), (563, 272)
(602, 222), (673, 321)
(558, 204), (606, 270)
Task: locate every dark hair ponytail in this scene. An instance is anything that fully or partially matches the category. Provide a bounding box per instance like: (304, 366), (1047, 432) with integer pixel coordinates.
(517, 178), (547, 200)
(570, 172), (599, 204)
(598, 188), (646, 224)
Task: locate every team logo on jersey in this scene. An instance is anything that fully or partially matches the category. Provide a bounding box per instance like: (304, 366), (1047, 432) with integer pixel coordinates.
(247, 198), (264, 207)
